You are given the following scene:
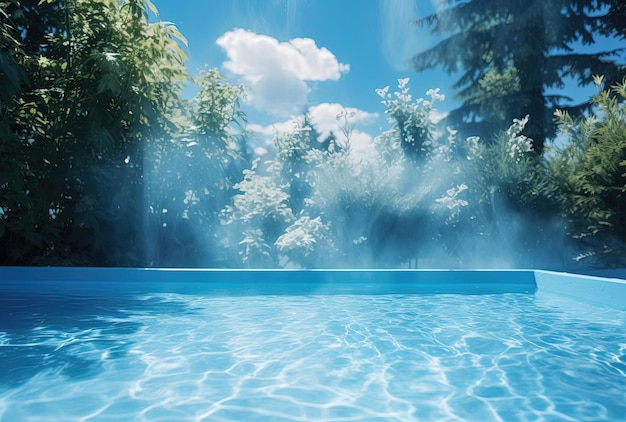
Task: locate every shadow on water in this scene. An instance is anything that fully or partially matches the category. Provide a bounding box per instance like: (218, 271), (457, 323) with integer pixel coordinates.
(0, 288), (199, 390)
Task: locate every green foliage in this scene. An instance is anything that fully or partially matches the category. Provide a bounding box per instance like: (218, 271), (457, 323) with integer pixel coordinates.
(191, 67), (247, 140)
(2, 0), (624, 269)
(222, 79), (467, 268)
(470, 66), (521, 122)
(0, 5), (26, 102)
(220, 118), (319, 267)
(376, 79), (442, 164)
(449, 115), (561, 266)
(551, 76), (626, 266)
(144, 67), (249, 266)
(412, 0), (625, 152)
(0, 0), (188, 265)
(1, 0), (251, 266)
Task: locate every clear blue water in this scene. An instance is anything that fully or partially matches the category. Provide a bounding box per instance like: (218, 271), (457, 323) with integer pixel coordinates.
(0, 285), (625, 421)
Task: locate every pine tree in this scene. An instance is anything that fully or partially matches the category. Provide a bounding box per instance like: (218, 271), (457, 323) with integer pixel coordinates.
(412, 0), (625, 153)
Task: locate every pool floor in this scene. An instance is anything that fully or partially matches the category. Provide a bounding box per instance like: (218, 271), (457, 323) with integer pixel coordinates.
(1, 289), (625, 421)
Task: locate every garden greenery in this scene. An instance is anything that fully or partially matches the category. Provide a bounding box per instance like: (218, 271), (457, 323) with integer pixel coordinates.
(551, 76), (626, 267)
(220, 77), (624, 269)
(1, 1), (625, 268)
(412, 0), (626, 153)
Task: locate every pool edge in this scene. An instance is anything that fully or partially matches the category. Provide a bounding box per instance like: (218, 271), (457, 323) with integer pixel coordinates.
(534, 270), (626, 311)
(0, 267), (536, 295)
(2, 267), (626, 309)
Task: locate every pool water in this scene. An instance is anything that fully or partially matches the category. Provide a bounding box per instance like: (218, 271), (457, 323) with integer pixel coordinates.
(0, 282), (625, 421)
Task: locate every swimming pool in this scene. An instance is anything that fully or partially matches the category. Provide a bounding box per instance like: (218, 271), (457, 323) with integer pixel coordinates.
(0, 268), (625, 421)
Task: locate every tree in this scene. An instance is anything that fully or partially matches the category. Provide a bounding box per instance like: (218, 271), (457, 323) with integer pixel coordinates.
(596, 0), (626, 87)
(412, 0), (625, 153)
(145, 68), (250, 266)
(551, 76), (626, 267)
(0, 0), (188, 265)
(599, 1), (626, 41)
(451, 116), (562, 268)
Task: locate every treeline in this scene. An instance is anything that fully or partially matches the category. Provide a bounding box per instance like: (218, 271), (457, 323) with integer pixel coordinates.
(0, 0), (248, 265)
(221, 78), (626, 269)
(412, 0), (626, 153)
(1, 0), (625, 268)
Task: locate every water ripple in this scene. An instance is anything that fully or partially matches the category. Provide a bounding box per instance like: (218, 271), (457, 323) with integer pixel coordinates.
(0, 293), (624, 421)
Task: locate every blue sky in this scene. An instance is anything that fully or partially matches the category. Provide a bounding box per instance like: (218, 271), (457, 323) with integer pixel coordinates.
(152, 0), (449, 154)
(152, 0), (621, 154)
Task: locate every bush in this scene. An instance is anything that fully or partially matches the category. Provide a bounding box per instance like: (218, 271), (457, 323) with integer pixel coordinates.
(551, 75), (626, 267)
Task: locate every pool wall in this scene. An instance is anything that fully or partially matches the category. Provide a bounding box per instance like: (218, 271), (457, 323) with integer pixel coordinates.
(0, 267), (536, 295)
(534, 270), (626, 311)
(1, 267), (626, 309)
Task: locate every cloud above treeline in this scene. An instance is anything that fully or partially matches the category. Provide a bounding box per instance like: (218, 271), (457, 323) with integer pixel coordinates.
(216, 29), (350, 116)
(248, 103), (378, 156)
(307, 103), (377, 149)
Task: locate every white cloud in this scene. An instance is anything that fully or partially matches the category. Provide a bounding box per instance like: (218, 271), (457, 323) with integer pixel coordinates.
(216, 29), (350, 116)
(430, 109), (449, 124)
(248, 120), (300, 137)
(248, 103), (378, 156)
(307, 103), (378, 152)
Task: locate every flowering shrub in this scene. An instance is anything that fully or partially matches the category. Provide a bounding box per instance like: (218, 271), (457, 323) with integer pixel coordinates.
(226, 169), (294, 224)
(506, 116), (533, 160)
(185, 73), (626, 269)
(462, 114), (538, 203)
(223, 78), (476, 267)
(274, 216), (335, 267)
(376, 79), (446, 164)
(435, 184), (469, 220)
(220, 165), (295, 266)
(451, 114), (559, 267)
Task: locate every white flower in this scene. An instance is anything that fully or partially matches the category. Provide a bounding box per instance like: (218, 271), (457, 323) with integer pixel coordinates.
(505, 115), (532, 159)
(103, 52), (119, 61)
(436, 184), (470, 213)
(353, 236), (367, 245)
(465, 136), (482, 160)
(376, 86), (390, 98)
(426, 88), (445, 102)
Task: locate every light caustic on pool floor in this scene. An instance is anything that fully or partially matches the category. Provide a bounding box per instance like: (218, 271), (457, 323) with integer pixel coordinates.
(0, 293), (625, 421)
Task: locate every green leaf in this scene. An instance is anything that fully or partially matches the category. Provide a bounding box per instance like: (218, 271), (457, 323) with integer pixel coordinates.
(146, 0), (158, 16)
